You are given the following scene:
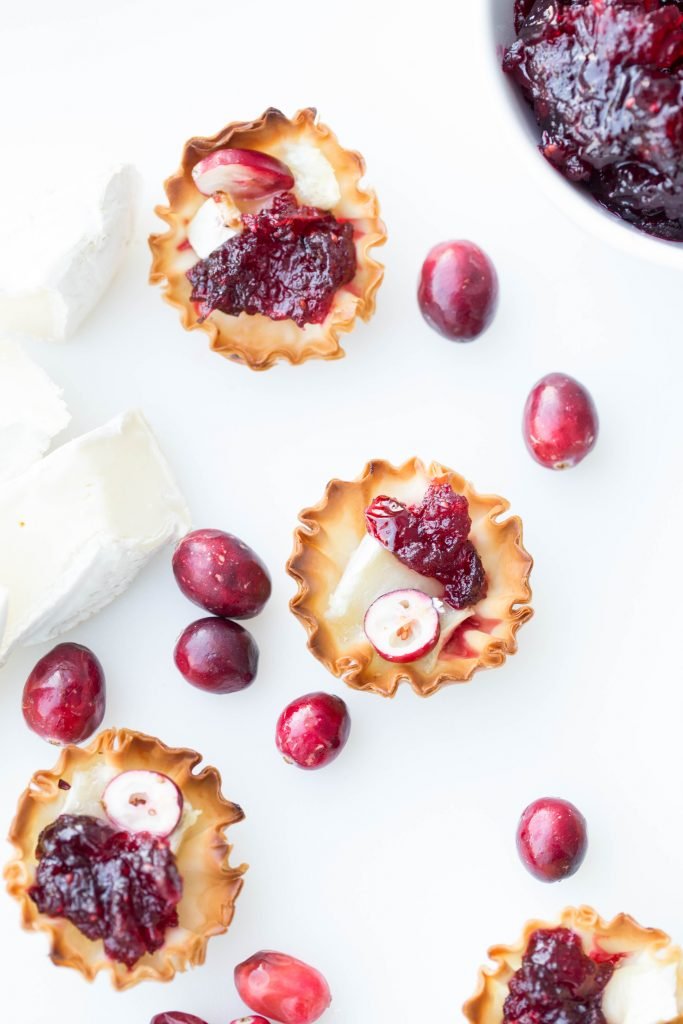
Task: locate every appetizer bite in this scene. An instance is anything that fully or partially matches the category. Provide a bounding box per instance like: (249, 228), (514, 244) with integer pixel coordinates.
(5, 729), (245, 989)
(150, 108), (386, 370)
(287, 458), (533, 697)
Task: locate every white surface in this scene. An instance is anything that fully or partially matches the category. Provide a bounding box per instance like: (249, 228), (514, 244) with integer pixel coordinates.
(1, 1), (682, 1022)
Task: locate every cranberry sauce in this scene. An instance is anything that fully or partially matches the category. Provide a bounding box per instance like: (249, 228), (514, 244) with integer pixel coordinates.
(504, 0), (683, 240)
(187, 193), (357, 326)
(365, 481), (487, 610)
(30, 814), (182, 967)
(503, 928), (615, 1024)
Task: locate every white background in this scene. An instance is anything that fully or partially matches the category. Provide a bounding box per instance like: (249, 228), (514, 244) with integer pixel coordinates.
(1, 1), (682, 1021)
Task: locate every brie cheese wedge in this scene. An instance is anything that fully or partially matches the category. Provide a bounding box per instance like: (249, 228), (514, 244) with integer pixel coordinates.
(187, 198), (237, 258)
(0, 409), (190, 664)
(278, 141), (341, 209)
(0, 339), (70, 481)
(0, 163), (136, 342)
(602, 950), (679, 1024)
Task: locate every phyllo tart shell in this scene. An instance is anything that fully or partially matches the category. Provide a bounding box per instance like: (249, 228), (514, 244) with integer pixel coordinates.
(4, 728), (246, 990)
(149, 107), (386, 371)
(464, 905), (683, 1024)
(286, 458), (533, 698)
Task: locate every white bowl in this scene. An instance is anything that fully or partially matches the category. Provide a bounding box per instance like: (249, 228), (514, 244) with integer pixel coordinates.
(483, 0), (683, 270)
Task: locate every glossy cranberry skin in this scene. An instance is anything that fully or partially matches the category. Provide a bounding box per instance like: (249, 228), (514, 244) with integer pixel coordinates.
(523, 373), (599, 469)
(235, 950), (332, 1024)
(418, 240), (499, 341)
(174, 617), (258, 694)
(151, 1015), (209, 1024)
(173, 529), (271, 619)
(516, 798), (588, 882)
(22, 643), (105, 744)
(276, 692), (350, 771)
(230, 1018), (271, 1024)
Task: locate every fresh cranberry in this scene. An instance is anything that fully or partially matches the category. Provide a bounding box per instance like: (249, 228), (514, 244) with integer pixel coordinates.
(504, 927), (614, 1024)
(516, 797), (588, 882)
(523, 373), (598, 469)
(174, 617), (258, 694)
(22, 643), (105, 745)
(229, 1019), (271, 1024)
(30, 814), (182, 967)
(276, 692), (350, 770)
(187, 193), (357, 327)
(417, 241), (498, 341)
(235, 950), (332, 1024)
(366, 482), (487, 609)
(173, 529), (271, 619)
(504, 0), (683, 240)
(151, 1015), (209, 1024)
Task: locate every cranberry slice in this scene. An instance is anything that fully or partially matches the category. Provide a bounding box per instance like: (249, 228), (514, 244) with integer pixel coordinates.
(192, 147), (295, 200)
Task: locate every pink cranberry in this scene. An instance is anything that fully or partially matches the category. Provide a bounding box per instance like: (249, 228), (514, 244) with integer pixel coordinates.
(173, 529), (271, 619)
(151, 1015), (209, 1024)
(235, 950), (331, 1024)
(174, 617), (258, 694)
(417, 240), (499, 341)
(516, 797), (588, 882)
(276, 692), (350, 771)
(523, 373), (599, 469)
(230, 1019), (271, 1024)
(22, 643), (105, 744)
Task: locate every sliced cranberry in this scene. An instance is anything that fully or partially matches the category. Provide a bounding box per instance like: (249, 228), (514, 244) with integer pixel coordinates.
(229, 1019), (271, 1024)
(192, 147), (295, 200)
(235, 950), (331, 1024)
(418, 240), (498, 341)
(516, 797), (588, 882)
(365, 482), (487, 610)
(186, 193), (356, 328)
(151, 1015), (209, 1024)
(173, 529), (271, 619)
(504, 927), (614, 1024)
(30, 814), (182, 967)
(523, 373), (598, 469)
(174, 617), (259, 694)
(504, 0), (683, 240)
(276, 692), (350, 771)
(22, 643), (105, 745)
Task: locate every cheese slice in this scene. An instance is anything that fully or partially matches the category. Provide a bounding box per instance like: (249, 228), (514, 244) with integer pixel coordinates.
(0, 163), (136, 341)
(0, 339), (70, 480)
(0, 409), (190, 663)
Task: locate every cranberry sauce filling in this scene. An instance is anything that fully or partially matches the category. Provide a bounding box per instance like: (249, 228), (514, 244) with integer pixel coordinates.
(29, 814), (182, 968)
(504, 928), (616, 1024)
(365, 481), (487, 610)
(187, 192), (357, 326)
(504, 0), (683, 240)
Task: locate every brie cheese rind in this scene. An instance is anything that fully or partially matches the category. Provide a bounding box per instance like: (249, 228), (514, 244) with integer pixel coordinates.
(149, 107), (387, 371)
(0, 409), (190, 664)
(287, 458), (533, 698)
(0, 339), (70, 481)
(5, 728), (246, 990)
(0, 164), (136, 342)
(463, 906), (683, 1024)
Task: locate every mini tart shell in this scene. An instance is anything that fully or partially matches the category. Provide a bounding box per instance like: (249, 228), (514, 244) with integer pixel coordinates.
(149, 107), (386, 371)
(463, 905), (683, 1024)
(287, 458), (533, 698)
(4, 728), (246, 991)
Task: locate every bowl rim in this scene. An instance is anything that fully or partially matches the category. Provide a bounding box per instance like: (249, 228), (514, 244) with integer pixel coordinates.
(482, 0), (683, 271)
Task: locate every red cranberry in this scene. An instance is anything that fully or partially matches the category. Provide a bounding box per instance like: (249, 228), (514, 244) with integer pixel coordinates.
(523, 373), (598, 470)
(417, 240), (499, 341)
(173, 529), (271, 619)
(22, 643), (105, 744)
(276, 692), (350, 771)
(152, 1015), (209, 1024)
(174, 617), (258, 694)
(235, 950), (332, 1024)
(230, 1019), (271, 1024)
(516, 797), (588, 882)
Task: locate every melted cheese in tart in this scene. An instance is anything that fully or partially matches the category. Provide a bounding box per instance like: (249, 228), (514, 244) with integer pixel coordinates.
(277, 141), (341, 209)
(602, 950), (680, 1024)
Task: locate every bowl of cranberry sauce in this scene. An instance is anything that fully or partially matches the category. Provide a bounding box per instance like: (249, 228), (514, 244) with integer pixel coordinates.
(486, 0), (683, 266)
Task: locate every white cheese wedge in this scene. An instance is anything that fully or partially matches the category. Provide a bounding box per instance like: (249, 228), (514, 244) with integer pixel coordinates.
(0, 339), (70, 481)
(187, 198), (237, 259)
(0, 409), (190, 664)
(0, 163), (136, 342)
(602, 950), (679, 1024)
(279, 141), (341, 209)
